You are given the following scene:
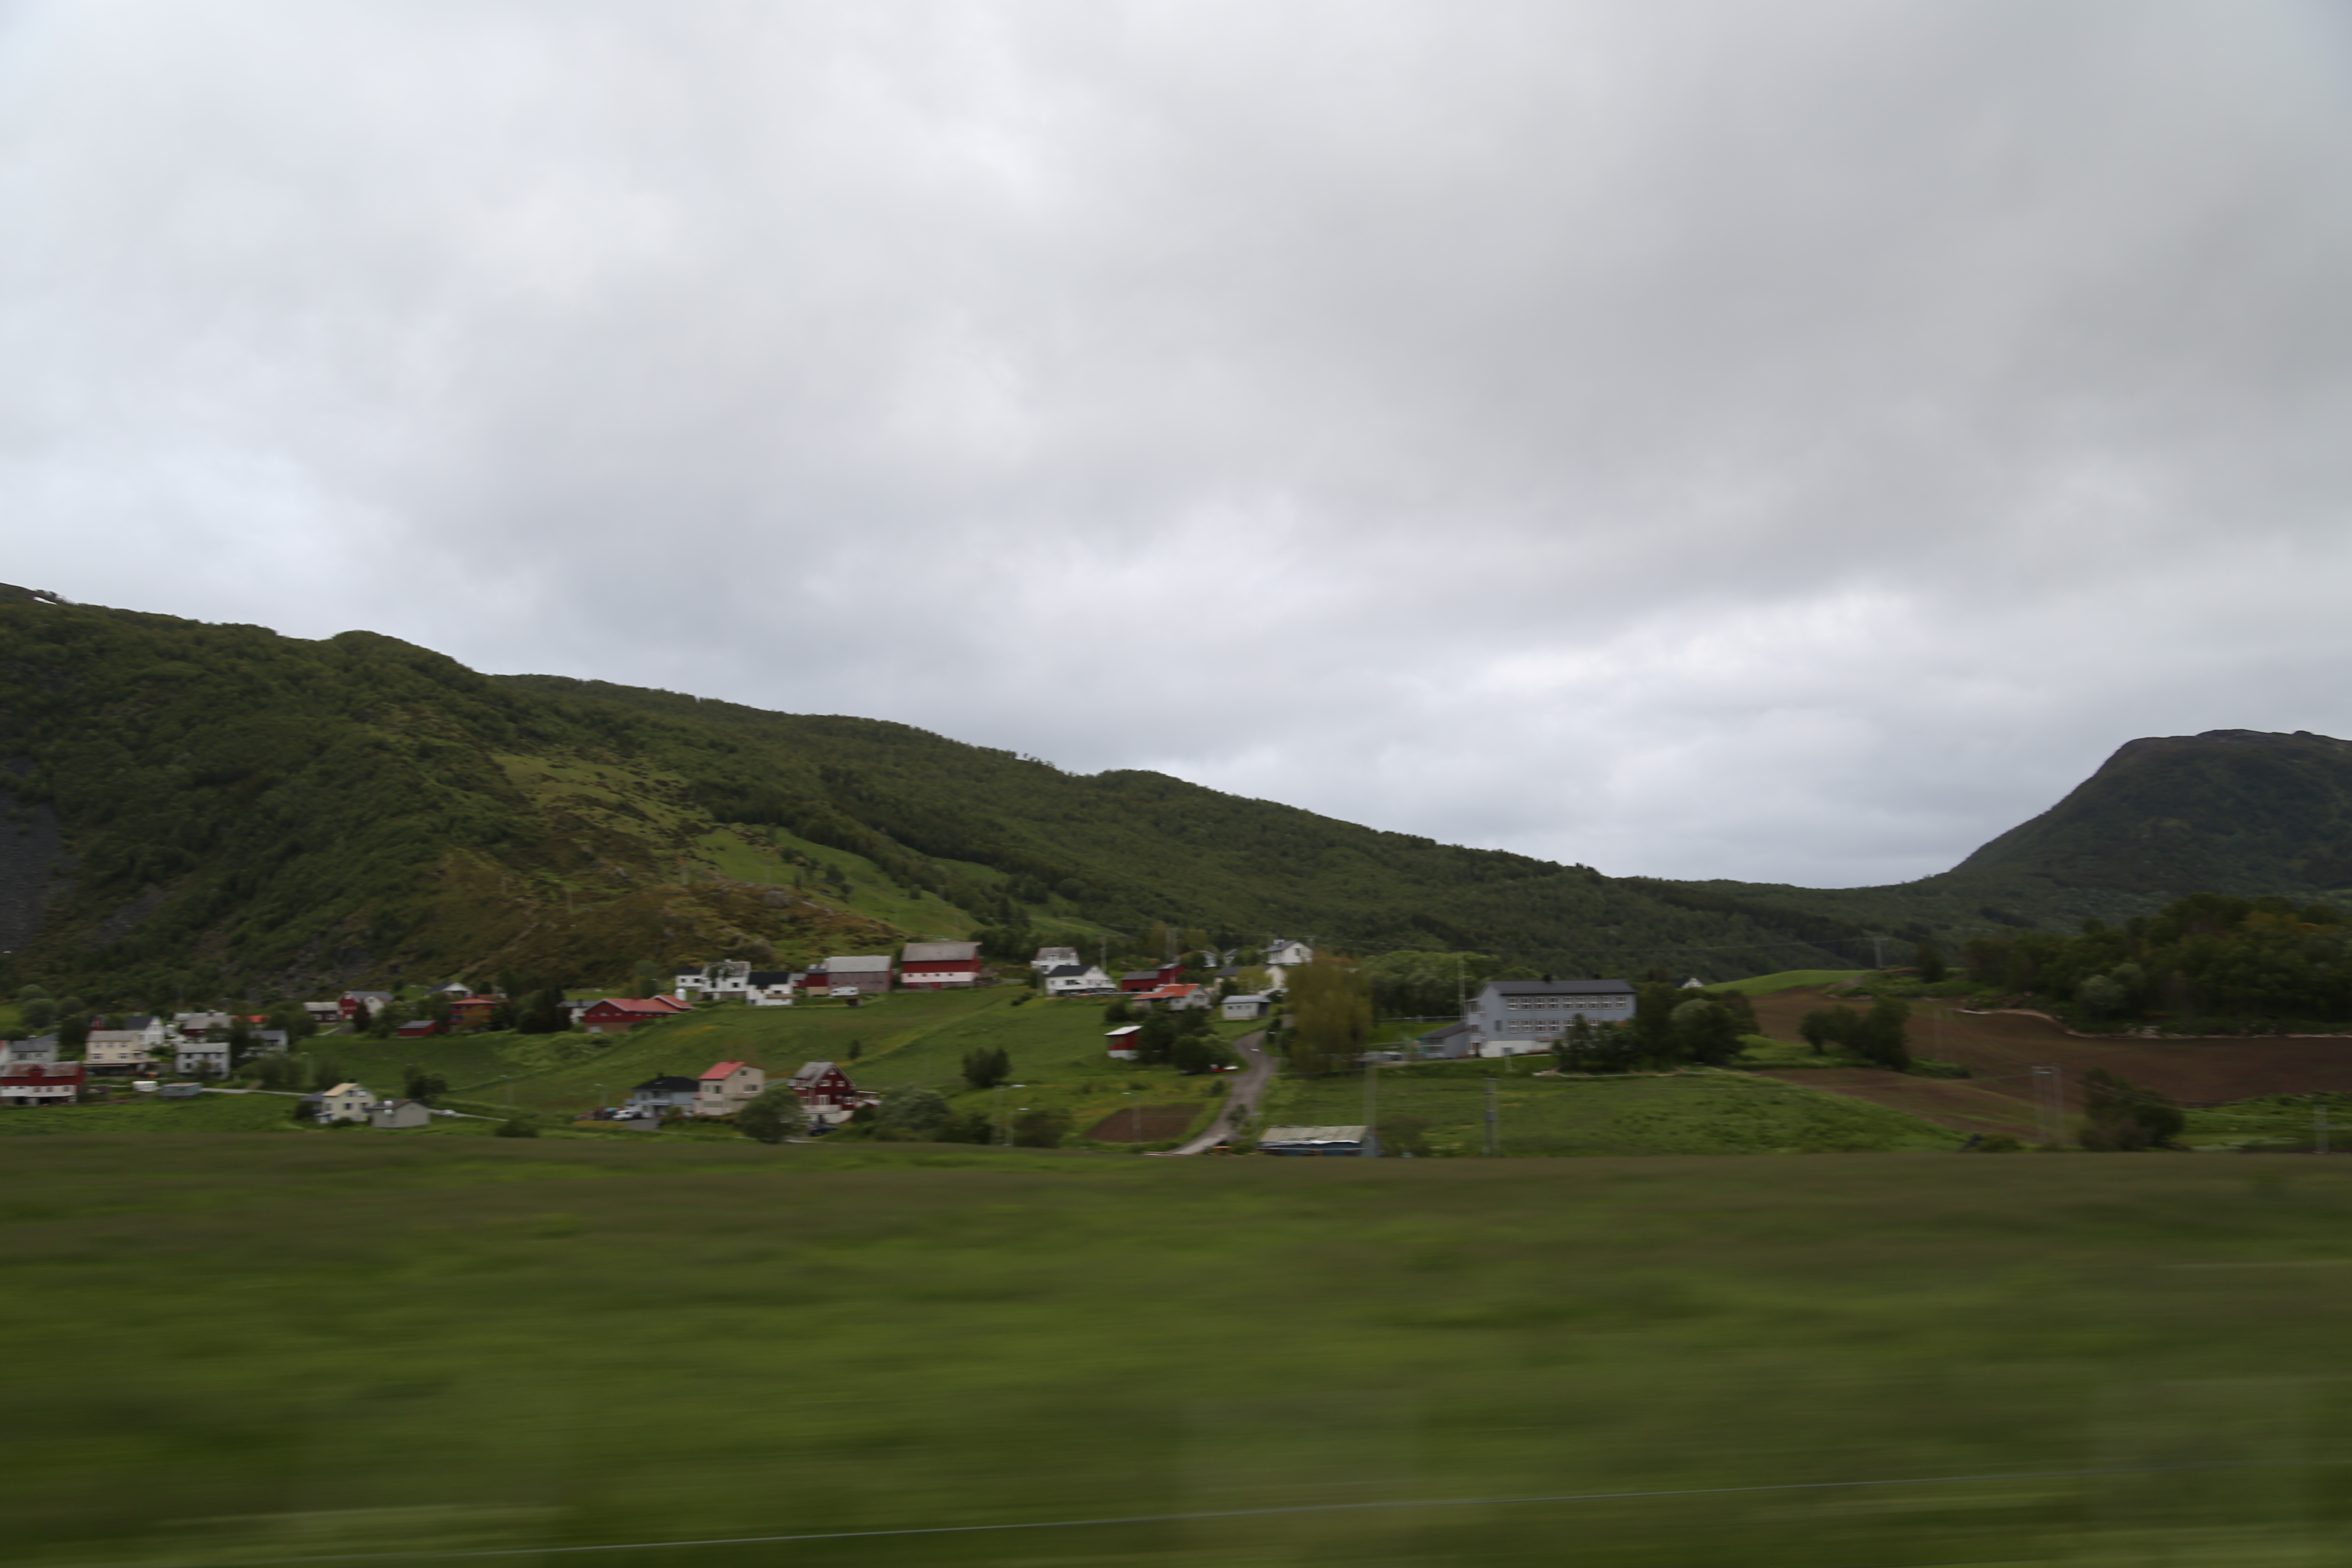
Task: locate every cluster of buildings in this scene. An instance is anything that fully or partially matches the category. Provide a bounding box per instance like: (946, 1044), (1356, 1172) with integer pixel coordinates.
(618, 1058), (868, 1128)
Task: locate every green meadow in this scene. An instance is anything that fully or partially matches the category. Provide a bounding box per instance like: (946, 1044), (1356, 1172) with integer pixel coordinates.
(7, 1139), (2352, 1567)
(1264, 1060), (1963, 1156)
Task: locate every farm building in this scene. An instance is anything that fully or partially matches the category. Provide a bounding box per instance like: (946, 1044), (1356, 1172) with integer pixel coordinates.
(339, 990), (394, 1022)
(1119, 964), (1184, 993)
(628, 1075), (701, 1115)
(579, 997), (687, 1035)
(676, 961), (751, 999)
(809, 955), (894, 996)
(1041, 962), (1115, 995)
(174, 1041), (231, 1076)
(370, 1099), (435, 1130)
(746, 971), (799, 1006)
(1258, 1124), (1377, 1158)
(1105, 1025), (1143, 1060)
(1463, 979), (1635, 1057)
(1221, 994), (1270, 1020)
(1032, 946), (1081, 971)
(317, 1083), (378, 1124)
(0, 1061), (83, 1106)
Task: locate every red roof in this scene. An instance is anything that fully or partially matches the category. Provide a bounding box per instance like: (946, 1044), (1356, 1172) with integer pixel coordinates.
(699, 1060), (750, 1081)
(2, 1064), (83, 1084)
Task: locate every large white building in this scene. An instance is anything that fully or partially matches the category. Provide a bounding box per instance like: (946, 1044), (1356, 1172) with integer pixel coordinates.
(1462, 979), (1636, 1058)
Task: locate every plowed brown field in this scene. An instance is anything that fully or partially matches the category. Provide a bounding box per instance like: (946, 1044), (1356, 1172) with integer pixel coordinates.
(1749, 986), (2352, 1132)
(1084, 1103), (1199, 1142)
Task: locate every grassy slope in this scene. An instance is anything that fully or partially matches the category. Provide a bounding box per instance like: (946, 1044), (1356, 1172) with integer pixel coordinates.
(300, 995), (1239, 1142)
(8, 1141), (2352, 1565)
(1265, 1060), (1962, 1156)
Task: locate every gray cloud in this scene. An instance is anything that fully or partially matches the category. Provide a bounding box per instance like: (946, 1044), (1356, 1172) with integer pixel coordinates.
(9, 0), (2352, 885)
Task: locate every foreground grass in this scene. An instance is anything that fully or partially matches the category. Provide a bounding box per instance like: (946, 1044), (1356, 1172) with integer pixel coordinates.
(8, 1139), (2352, 1566)
(1264, 1061), (1963, 1155)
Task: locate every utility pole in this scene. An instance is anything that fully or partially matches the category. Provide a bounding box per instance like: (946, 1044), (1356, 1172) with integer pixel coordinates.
(2031, 1066), (2064, 1148)
(1485, 1077), (1499, 1158)
(1364, 1060), (1379, 1158)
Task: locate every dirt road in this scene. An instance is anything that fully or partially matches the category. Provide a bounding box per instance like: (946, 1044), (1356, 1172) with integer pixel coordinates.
(1162, 1029), (1272, 1155)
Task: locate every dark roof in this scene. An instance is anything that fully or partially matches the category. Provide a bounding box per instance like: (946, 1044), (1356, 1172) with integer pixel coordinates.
(1040, 964), (1091, 978)
(1482, 979), (1635, 996)
(1120, 970), (1162, 982)
(789, 1061), (846, 1085)
(1420, 1021), (1473, 1039)
(631, 1075), (699, 1094)
(745, 971), (796, 985)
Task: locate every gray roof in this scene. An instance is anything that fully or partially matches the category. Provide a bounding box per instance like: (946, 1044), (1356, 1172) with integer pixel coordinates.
(632, 1075), (699, 1094)
(823, 954), (894, 973)
(789, 1061), (846, 1085)
(1259, 1125), (1369, 1145)
(902, 941), (981, 963)
(1420, 1021), (1473, 1039)
(1481, 979), (1635, 996)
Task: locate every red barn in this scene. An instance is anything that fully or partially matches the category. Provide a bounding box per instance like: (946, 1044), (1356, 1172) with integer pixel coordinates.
(898, 941), (983, 988)
(787, 1060), (857, 1109)
(1, 1062), (85, 1106)
(580, 998), (686, 1035)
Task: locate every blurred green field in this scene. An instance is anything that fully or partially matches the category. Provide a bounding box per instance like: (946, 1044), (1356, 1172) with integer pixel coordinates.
(1264, 1061), (1963, 1155)
(1696, 968), (1871, 995)
(6, 1139), (2351, 1567)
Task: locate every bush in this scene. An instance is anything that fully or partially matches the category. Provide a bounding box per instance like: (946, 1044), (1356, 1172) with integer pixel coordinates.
(495, 1118), (540, 1139)
(1378, 1114), (1433, 1157)
(2080, 1069), (2183, 1151)
(877, 1086), (950, 1135)
(962, 1046), (1011, 1090)
(1012, 1107), (1072, 1148)
(1967, 1133), (2025, 1152)
(936, 1109), (996, 1144)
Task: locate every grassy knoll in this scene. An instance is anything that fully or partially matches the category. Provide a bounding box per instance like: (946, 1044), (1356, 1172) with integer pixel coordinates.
(1265, 1060), (1963, 1156)
(8, 1141), (2352, 1565)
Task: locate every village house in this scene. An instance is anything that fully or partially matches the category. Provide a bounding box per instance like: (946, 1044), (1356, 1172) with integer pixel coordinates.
(84, 1031), (157, 1075)
(695, 1061), (765, 1117)
(1040, 962), (1115, 996)
(676, 960), (751, 1000)
(339, 991), (394, 1023)
(0, 1061), (83, 1106)
(317, 1082), (379, 1123)
(303, 1001), (344, 1028)
(1119, 962), (1184, 993)
(1221, 993), (1271, 1021)
(808, 954), (893, 997)
(1031, 945), (1081, 972)
(898, 941), (984, 989)
(578, 996), (689, 1035)
(1462, 978), (1636, 1057)
(1105, 1024), (1143, 1060)
(0, 1036), (60, 1066)
(1263, 940), (1314, 989)
(370, 1099), (435, 1130)
(627, 1075), (701, 1115)
(1130, 982), (1209, 1011)
(172, 1011), (236, 1040)
(1415, 1021), (1477, 1059)
(395, 1018), (441, 1038)
(447, 995), (503, 1030)
(786, 1061), (859, 1122)
(174, 1040), (232, 1077)
(745, 971), (799, 1006)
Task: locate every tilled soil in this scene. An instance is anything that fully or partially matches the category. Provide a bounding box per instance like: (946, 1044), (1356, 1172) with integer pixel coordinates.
(1749, 986), (2352, 1131)
(1084, 1103), (1200, 1142)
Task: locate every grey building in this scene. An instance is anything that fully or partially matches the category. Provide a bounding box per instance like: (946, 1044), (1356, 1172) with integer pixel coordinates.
(1258, 1124), (1379, 1158)
(1464, 979), (1635, 1057)
(628, 1075), (701, 1115)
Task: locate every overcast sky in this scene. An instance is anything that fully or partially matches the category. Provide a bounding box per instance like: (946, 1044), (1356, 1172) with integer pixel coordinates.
(8, 1), (2352, 887)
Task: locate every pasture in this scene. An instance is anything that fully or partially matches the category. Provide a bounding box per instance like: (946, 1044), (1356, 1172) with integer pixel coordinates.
(6, 1138), (2349, 1567)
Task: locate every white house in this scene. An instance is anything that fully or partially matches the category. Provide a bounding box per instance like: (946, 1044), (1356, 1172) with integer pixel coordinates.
(676, 960), (751, 1000)
(1264, 939), (1313, 990)
(317, 1082), (379, 1123)
(1041, 962), (1116, 996)
(1462, 979), (1636, 1057)
(1221, 993), (1271, 1021)
(172, 1011), (236, 1039)
(120, 1014), (171, 1049)
(1032, 946), (1081, 973)
(174, 1040), (232, 1077)
(745, 970), (798, 1007)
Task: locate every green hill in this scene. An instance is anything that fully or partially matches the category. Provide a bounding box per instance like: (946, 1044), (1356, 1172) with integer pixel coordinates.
(0, 590), (1865, 1004)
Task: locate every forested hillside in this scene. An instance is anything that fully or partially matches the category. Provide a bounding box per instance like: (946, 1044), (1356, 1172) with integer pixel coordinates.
(0, 589), (1861, 1005)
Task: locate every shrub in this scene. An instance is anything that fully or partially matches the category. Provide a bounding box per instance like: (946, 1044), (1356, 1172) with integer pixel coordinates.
(877, 1086), (950, 1134)
(735, 1086), (803, 1145)
(495, 1118), (540, 1139)
(1012, 1107), (1072, 1148)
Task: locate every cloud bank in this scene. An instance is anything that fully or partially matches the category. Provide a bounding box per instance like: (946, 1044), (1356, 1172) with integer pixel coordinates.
(8, 0), (2352, 885)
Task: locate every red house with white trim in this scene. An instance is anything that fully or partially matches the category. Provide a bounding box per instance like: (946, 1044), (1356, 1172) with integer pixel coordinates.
(898, 941), (984, 988)
(1, 1061), (84, 1106)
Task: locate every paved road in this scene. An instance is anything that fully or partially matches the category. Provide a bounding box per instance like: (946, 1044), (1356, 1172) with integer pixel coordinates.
(1160, 1029), (1272, 1156)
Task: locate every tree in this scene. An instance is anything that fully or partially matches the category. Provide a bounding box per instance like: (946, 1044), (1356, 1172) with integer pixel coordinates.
(962, 1046), (1011, 1090)
(1103, 996), (1133, 1024)
(1286, 955), (1371, 1075)
(1797, 1006), (1858, 1055)
(1669, 999), (1743, 1066)
(17, 997), (55, 1032)
(935, 1109), (995, 1144)
(877, 1086), (950, 1136)
(402, 1064), (450, 1104)
(736, 1085), (803, 1145)
(1013, 1106), (1072, 1148)
(58, 1012), (91, 1052)
(1170, 1032), (1235, 1075)
(1851, 997), (1912, 1072)
(1914, 942), (1948, 983)
(15, 984), (47, 1003)
(2080, 1069), (2184, 1150)
(495, 1118), (539, 1138)
(518, 987), (569, 1034)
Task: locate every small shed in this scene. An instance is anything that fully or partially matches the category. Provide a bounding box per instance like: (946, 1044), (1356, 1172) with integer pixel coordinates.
(158, 1081), (203, 1101)
(1105, 1024), (1143, 1060)
(1257, 1124), (1378, 1158)
(371, 1099), (435, 1130)
(1221, 993), (1270, 1021)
